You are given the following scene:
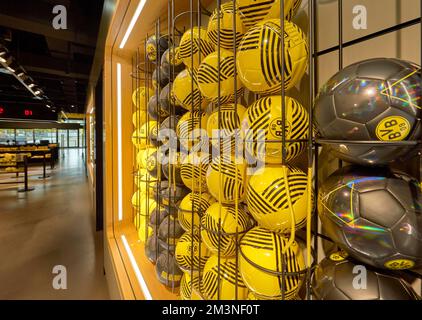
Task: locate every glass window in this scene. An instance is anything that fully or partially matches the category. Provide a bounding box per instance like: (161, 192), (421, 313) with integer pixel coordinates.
(58, 130), (68, 148)
(0, 129), (15, 145)
(35, 129), (56, 144)
(16, 129), (34, 144)
(69, 130), (78, 147)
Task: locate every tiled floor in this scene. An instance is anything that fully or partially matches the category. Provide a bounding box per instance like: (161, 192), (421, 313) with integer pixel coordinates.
(0, 149), (109, 299)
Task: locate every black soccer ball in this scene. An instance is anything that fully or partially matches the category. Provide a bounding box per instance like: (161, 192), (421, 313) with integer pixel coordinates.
(314, 58), (421, 165)
(319, 165), (422, 270)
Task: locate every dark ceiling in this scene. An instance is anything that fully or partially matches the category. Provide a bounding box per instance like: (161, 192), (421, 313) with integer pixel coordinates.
(0, 0), (104, 116)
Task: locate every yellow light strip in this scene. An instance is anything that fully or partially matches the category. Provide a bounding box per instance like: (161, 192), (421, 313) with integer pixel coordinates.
(117, 63), (123, 221)
(119, 0), (148, 49)
(121, 235), (153, 300)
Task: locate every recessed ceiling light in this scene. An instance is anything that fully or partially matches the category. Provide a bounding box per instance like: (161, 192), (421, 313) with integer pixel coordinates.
(46, 104), (51, 108)
(28, 83), (35, 88)
(7, 66), (15, 73)
(34, 90), (41, 95)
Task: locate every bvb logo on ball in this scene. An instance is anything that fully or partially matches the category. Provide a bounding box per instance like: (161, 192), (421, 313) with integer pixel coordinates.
(236, 0), (296, 27)
(201, 255), (248, 300)
(207, 2), (247, 50)
(206, 155), (247, 204)
(175, 232), (211, 273)
(247, 165), (310, 233)
(178, 192), (216, 232)
(198, 49), (244, 104)
(172, 69), (207, 111)
(237, 19), (308, 95)
(179, 27), (215, 69)
(201, 203), (251, 257)
(146, 35), (169, 62)
(239, 227), (306, 300)
(161, 47), (185, 77)
(242, 96), (309, 163)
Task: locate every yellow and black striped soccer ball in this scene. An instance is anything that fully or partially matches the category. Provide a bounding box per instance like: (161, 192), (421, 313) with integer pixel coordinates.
(241, 96), (309, 163)
(175, 232), (211, 273)
(132, 110), (147, 128)
(136, 146), (157, 169)
(176, 111), (209, 152)
(201, 255), (249, 300)
(246, 165), (310, 233)
(201, 203), (252, 257)
(237, 19), (308, 95)
(180, 153), (211, 192)
(236, 0), (295, 28)
(134, 168), (158, 196)
(239, 227), (306, 299)
(207, 104), (246, 154)
(131, 191), (157, 218)
(132, 86), (154, 110)
(198, 49), (244, 104)
(206, 155), (247, 204)
(180, 272), (202, 300)
(178, 192), (216, 232)
(179, 27), (215, 70)
(172, 69), (208, 111)
(132, 121), (158, 149)
(207, 2), (247, 50)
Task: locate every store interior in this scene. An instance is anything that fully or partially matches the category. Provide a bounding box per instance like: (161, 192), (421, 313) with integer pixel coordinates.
(0, 0), (422, 301)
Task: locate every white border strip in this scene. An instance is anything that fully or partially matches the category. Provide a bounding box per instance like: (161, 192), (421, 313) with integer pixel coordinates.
(119, 0), (148, 49)
(117, 63), (123, 221)
(121, 235), (153, 300)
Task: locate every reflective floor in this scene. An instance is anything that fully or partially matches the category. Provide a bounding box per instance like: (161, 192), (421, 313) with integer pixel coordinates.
(0, 149), (109, 300)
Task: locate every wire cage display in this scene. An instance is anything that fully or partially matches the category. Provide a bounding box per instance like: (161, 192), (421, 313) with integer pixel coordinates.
(128, 0), (422, 300)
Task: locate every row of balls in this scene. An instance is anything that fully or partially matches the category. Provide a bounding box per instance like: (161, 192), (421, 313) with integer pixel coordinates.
(133, 94), (310, 165)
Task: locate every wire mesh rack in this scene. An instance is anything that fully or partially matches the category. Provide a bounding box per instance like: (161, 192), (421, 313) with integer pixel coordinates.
(128, 0), (422, 300)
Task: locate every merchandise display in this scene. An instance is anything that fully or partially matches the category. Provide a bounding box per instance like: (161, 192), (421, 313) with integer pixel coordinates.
(103, 0), (422, 301)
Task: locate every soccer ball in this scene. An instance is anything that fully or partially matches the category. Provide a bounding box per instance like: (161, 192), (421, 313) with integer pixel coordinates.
(155, 251), (183, 289)
(241, 95), (309, 164)
(180, 272), (202, 300)
(247, 165), (310, 233)
(179, 27), (215, 69)
(207, 2), (247, 50)
(239, 227), (306, 299)
(201, 203), (252, 257)
(237, 19), (308, 95)
(176, 110), (209, 152)
(319, 165), (422, 270)
(198, 49), (244, 104)
(178, 192), (216, 232)
(132, 87), (154, 110)
(180, 152), (211, 192)
(201, 255), (249, 300)
(146, 35), (169, 63)
(175, 232), (211, 273)
(161, 47), (185, 77)
(206, 155), (247, 204)
(314, 58), (422, 165)
(312, 255), (420, 300)
(172, 69), (208, 111)
(147, 95), (169, 121)
(236, 0), (295, 28)
(207, 103), (246, 154)
(152, 66), (169, 89)
(286, 0), (302, 20)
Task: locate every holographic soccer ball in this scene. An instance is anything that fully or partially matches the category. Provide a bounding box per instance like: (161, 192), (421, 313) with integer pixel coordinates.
(314, 58), (421, 165)
(319, 165), (422, 271)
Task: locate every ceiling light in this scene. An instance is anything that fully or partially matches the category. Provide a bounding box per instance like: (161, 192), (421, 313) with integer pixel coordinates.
(34, 90), (41, 95)
(6, 66), (15, 73)
(17, 72), (25, 77)
(0, 56), (5, 63)
(46, 104), (51, 108)
(119, 0), (147, 49)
